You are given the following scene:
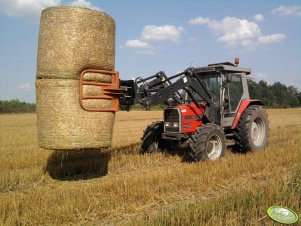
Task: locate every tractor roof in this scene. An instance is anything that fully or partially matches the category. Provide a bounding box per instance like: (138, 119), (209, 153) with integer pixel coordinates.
(194, 62), (251, 75)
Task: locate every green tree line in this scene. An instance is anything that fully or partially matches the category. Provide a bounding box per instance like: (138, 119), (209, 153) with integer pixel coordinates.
(1, 80), (300, 113)
(0, 99), (36, 113)
(248, 80), (301, 108)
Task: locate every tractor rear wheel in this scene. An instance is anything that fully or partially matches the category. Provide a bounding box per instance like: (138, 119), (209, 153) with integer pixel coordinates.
(234, 105), (269, 151)
(188, 123), (226, 162)
(140, 121), (165, 154)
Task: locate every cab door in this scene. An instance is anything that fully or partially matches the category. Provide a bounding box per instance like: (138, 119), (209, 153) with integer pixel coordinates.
(223, 73), (245, 127)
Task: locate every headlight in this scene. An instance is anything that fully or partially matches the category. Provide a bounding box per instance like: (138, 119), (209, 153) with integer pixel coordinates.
(173, 122), (179, 127)
(165, 122), (172, 127)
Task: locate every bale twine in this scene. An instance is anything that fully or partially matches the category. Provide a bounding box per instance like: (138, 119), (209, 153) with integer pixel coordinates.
(37, 6), (115, 79)
(36, 78), (115, 149)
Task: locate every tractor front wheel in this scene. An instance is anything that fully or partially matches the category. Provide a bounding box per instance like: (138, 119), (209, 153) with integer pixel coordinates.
(188, 123), (226, 162)
(234, 105), (269, 151)
(140, 121), (165, 154)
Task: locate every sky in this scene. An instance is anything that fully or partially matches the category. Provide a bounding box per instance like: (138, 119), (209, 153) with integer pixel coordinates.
(0, 0), (300, 103)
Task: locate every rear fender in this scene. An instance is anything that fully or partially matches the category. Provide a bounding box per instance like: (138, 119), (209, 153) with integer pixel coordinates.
(231, 99), (263, 129)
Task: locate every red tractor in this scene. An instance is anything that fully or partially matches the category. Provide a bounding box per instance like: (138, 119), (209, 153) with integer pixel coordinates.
(118, 59), (269, 162)
(82, 59), (269, 162)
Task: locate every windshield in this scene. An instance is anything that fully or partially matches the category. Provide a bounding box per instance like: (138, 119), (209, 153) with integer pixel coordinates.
(185, 74), (221, 103)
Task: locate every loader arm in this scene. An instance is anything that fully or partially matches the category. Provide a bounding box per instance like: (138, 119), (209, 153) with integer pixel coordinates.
(119, 68), (217, 122)
(139, 72), (212, 107)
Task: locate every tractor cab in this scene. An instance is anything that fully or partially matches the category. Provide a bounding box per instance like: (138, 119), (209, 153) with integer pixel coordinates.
(184, 61), (252, 128)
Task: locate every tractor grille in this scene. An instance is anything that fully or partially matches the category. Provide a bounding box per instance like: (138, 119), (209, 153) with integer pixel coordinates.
(164, 108), (180, 132)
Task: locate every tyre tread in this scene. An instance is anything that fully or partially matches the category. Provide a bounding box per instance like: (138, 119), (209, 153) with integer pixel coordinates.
(234, 105), (269, 151)
(188, 123), (225, 162)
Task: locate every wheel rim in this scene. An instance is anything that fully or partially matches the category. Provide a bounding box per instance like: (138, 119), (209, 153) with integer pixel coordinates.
(251, 116), (265, 146)
(206, 135), (222, 160)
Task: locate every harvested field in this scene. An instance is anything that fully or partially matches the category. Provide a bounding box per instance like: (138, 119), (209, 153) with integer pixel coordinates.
(0, 109), (300, 225)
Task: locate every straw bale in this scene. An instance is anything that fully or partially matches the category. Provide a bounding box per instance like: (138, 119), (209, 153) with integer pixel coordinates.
(83, 72), (113, 83)
(83, 85), (102, 96)
(37, 6), (115, 79)
(82, 99), (111, 109)
(82, 72), (113, 96)
(36, 79), (115, 149)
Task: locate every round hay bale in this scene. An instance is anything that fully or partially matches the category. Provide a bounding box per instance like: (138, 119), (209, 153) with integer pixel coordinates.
(37, 6), (115, 79)
(36, 79), (115, 150)
(82, 72), (113, 97)
(83, 72), (113, 83)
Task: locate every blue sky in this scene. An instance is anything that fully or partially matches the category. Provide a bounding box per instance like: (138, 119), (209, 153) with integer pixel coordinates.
(0, 0), (300, 103)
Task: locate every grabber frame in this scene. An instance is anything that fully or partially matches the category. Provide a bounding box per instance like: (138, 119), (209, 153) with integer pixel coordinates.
(79, 69), (123, 112)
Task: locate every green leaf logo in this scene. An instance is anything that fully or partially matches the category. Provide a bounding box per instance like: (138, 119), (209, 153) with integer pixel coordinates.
(267, 206), (299, 224)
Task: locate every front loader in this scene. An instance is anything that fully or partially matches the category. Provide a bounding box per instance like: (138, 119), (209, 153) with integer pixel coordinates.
(81, 59), (269, 162)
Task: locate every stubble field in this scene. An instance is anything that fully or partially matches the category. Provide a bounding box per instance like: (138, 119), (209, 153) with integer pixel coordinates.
(0, 109), (300, 225)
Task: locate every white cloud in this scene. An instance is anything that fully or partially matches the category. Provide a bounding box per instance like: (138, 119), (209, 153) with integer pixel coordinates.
(258, 33), (286, 44)
(125, 39), (154, 55)
(69, 0), (101, 11)
(142, 25), (183, 42)
(135, 50), (155, 55)
(188, 16), (285, 49)
(272, 5), (301, 16)
(211, 17), (261, 45)
(209, 17), (260, 47)
(188, 17), (210, 25)
(253, 14), (264, 22)
(15, 83), (32, 92)
(0, 0), (61, 20)
(125, 24), (183, 55)
(125, 39), (151, 49)
(0, 0), (100, 21)
(240, 39), (258, 48)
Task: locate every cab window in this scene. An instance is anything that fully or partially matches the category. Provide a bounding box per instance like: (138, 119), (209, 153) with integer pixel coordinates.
(186, 74), (221, 103)
(225, 74), (243, 112)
